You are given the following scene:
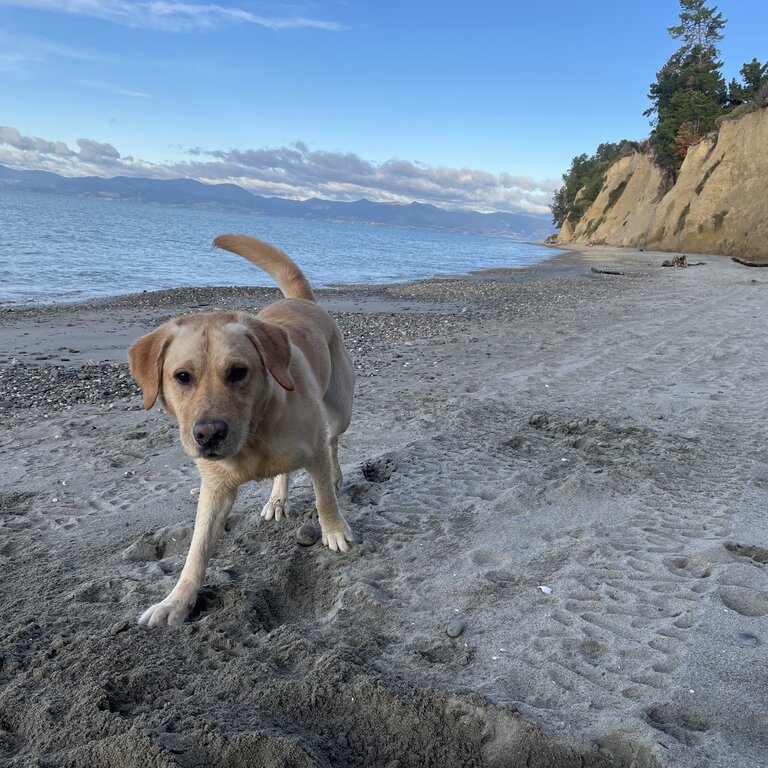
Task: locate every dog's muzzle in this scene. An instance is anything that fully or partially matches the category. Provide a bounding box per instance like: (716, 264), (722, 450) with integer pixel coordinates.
(192, 419), (229, 455)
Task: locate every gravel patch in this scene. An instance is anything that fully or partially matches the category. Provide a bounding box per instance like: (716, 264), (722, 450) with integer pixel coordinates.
(0, 269), (651, 410)
(0, 362), (140, 410)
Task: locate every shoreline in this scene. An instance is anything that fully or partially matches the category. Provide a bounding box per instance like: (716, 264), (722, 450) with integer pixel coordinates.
(1, 246), (766, 767)
(0, 245), (644, 374)
(0, 240), (565, 315)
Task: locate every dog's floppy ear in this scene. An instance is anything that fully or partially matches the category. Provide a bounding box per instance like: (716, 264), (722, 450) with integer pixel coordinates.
(241, 317), (295, 391)
(128, 326), (174, 409)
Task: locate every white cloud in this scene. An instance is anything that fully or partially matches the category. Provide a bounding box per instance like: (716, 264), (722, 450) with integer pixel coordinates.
(0, 125), (554, 215)
(76, 137), (121, 161)
(186, 143), (557, 213)
(0, 125), (74, 155)
(77, 78), (153, 98)
(0, 1), (345, 32)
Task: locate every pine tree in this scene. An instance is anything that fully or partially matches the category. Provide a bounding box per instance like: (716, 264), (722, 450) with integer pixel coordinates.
(645, 0), (727, 175)
(729, 58), (768, 105)
(667, 0), (725, 51)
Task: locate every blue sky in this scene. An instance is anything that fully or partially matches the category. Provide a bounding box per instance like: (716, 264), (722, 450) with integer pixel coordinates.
(1, 1), (766, 215)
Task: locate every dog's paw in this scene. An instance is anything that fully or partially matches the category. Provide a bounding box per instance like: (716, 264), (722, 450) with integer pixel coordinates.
(261, 497), (290, 521)
(138, 596), (192, 627)
(322, 522), (355, 553)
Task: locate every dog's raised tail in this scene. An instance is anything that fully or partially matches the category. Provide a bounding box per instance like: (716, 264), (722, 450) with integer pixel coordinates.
(213, 234), (316, 302)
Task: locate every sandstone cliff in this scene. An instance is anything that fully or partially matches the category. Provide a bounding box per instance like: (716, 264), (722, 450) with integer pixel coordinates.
(558, 105), (768, 262)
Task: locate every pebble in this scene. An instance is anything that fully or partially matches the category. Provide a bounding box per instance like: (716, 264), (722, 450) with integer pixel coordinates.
(296, 522), (322, 546)
(110, 620), (130, 636)
(446, 619), (466, 638)
(735, 632), (759, 647)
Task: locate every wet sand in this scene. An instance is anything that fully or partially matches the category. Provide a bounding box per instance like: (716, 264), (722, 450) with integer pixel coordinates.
(1, 246), (766, 767)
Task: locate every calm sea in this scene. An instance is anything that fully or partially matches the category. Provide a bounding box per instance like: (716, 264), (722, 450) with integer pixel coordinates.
(0, 189), (558, 306)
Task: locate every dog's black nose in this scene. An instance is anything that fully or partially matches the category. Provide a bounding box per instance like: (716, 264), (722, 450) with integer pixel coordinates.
(193, 419), (229, 448)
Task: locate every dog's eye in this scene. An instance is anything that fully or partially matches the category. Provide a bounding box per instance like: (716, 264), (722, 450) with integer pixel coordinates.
(227, 366), (248, 383)
(175, 371), (192, 385)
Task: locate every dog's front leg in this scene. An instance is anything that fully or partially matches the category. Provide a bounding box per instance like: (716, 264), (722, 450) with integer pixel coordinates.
(309, 459), (354, 552)
(139, 477), (238, 627)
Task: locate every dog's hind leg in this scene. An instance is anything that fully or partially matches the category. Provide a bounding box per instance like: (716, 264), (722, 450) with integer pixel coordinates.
(262, 473), (290, 520)
(323, 339), (354, 493)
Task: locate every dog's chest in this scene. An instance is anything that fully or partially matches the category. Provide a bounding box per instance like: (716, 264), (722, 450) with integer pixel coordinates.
(221, 448), (302, 483)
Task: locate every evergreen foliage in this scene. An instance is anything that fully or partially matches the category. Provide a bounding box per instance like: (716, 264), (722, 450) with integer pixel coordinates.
(605, 177), (631, 212)
(645, 0), (727, 175)
(550, 142), (639, 228)
(728, 58), (768, 105)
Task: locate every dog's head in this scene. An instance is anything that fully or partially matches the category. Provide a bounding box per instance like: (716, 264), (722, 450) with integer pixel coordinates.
(128, 311), (294, 460)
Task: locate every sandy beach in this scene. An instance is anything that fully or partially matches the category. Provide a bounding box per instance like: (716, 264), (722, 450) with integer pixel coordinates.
(1, 245), (767, 767)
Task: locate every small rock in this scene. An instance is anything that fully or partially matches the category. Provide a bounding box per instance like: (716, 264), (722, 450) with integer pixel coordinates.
(538, 585), (553, 595)
(110, 620), (129, 636)
(446, 619), (466, 638)
(296, 522), (321, 546)
(735, 632), (759, 647)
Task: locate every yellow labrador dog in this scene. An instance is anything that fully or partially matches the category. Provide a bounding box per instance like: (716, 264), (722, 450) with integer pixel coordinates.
(128, 234), (355, 626)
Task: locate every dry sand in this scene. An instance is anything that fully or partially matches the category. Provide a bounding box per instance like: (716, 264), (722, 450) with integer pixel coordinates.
(1, 246), (766, 767)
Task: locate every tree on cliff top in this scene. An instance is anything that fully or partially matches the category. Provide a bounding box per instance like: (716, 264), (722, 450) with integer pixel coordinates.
(550, 141), (640, 228)
(645, 0), (727, 175)
(729, 58), (768, 105)
(667, 0), (725, 50)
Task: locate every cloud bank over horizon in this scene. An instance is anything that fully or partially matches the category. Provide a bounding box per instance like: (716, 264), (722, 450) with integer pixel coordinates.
(0, 124), (558, 216)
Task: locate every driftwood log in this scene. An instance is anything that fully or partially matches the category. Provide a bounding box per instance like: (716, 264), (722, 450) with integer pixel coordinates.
(662, 255), (706, 267)
(731, 256), (768, 267)
(590, 266), (624, 276)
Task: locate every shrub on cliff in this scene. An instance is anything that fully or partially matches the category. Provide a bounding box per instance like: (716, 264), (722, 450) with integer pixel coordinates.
(550, 141), (641, 228)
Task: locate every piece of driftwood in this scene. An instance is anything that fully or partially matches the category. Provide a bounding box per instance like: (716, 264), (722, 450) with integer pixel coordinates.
(661, 255), (706, 268)
(731, 256), (768, 267)
(590, 266), (624, 276)
(662, 254), (688, 267)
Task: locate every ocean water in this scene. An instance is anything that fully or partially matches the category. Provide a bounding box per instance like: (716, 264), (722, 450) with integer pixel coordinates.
(0, 189), (558, 305)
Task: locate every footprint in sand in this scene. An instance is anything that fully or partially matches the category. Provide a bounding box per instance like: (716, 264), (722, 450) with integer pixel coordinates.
(644, 704), (709, 746)
(361, 455), (397, 483)
(121, 522), (193, 562)
(717, 586), (768, 617)
(724, 540), (768, 565)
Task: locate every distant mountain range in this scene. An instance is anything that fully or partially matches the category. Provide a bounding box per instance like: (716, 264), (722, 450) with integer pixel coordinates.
(0, 164), (555, 241)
